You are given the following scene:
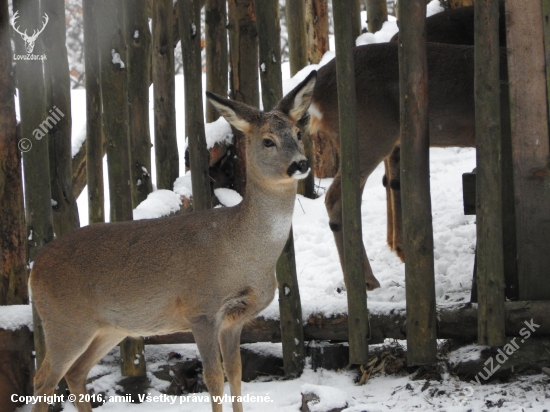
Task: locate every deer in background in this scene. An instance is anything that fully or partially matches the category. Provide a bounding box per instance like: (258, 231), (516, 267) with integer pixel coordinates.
(29, 72), (316, 412)
(306, 42), (507, 290)
(383, 2), (507, 261)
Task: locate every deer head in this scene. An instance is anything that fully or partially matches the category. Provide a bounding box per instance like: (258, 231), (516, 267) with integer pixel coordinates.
(11, 11), (49, 54)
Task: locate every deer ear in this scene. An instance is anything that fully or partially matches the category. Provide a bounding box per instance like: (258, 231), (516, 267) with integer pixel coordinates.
(206, 92), (257, 134)
(276, 70), (317, 122)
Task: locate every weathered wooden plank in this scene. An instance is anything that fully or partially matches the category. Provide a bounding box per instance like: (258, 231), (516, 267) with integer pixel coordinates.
(398, 0), (437, 365)
(333, 0), (369, 365)
(505, 0), (550, 300)
(474, 0), (505, 346)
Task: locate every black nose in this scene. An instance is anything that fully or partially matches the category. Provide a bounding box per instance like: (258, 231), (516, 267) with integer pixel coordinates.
(287, 159), (310, 176)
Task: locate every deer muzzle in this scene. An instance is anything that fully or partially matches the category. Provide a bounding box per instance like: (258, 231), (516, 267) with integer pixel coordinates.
(288, 159), (310, 180)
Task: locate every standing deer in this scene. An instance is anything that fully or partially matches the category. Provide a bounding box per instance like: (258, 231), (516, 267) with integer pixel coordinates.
(29, 72), (316, 412)
(383, 2), (507, 261)
(10, 11), (49, 54)
(305, 42), (507, 290)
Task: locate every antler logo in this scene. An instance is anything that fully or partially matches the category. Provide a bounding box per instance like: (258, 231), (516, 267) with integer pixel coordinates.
(11, 11), (49, 54)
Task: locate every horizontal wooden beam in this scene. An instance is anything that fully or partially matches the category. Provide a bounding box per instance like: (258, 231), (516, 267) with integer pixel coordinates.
(2, 301), (549, 350)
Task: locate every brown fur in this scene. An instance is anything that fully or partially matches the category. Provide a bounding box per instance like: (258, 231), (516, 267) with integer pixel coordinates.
(307, 42), (507, 289)
(29, 72), (317, 412)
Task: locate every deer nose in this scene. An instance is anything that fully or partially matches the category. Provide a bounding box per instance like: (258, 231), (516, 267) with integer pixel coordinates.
(287, 159), (310, 178)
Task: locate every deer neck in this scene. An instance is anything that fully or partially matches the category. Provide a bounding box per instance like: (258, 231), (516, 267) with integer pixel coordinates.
(238, 175), (297, 244)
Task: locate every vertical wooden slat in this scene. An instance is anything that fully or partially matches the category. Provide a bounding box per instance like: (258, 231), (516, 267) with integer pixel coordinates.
(333, 0), (369, 365)
(306, 0), (329, 65)
(350, 0), (363, 39)
(398, 0), (437, 366)
(83, 0), (105, 224)
(127, 0), (153, 207)
(474, 0), (505, 346)
(505, 0), (550, 301)
(228, 0), (259, 195)
(366, 0), (388, 33)
(43, 0), (80, 236)
(152, 0), (179, 191)
(205, 0), (229, 122)
(178, 0), (212, 211)
(256, 0), (305, 376)
(286, 0), (307, 77)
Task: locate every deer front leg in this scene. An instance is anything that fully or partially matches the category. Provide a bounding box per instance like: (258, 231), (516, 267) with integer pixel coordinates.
(193, 321), (225, 412)
(325, 173), (381, 290)
(219, 322), (244, 412)
(386, 146), (405, 261)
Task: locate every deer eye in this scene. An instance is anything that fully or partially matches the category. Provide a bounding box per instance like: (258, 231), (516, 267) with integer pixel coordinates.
(263, 139), (275, 148)
(297, 131), (302, 141)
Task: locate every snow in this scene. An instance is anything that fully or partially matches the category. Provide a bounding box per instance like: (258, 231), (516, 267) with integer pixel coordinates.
(173, 173), (193, 198)
(0, 305), (32, 331)
(214, 188), (242, 207)
(111, 49), (125, 69)
(301, 383), (349, 411)
(204, 117), (233, 149)
(133, 190), (182, 220)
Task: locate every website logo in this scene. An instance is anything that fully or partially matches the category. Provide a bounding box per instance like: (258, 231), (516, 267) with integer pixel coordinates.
(11, 10), (48, 60)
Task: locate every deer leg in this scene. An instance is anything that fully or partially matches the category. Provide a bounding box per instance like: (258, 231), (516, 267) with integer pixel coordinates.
(64, 330), (126, 412)
(382, 159), (395, 251)
(387, 145), (405, 261)
(31, 328), (96, 412)
(219, 322), (244, 412)
(193, 321), (224, 412)
(325, 172), (381, 290)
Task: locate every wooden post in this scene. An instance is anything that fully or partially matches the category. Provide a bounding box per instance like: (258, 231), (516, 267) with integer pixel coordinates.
(83, 0), (105, 224)
(397, 0), (437, 366)
(152, 0), (179, 191)
(205, 0), (229, 122)
(505, 0), (550, 300)
(42, 0), (80, 236)
(178, 0), (212, 211)
(474, 0), (505, 346)
(256, 0), (305, 376)
(127, 0), (153, 207)
(350, 0), (363, 39)
(333, 0), (369, 366)
(0, 1), (34, 406)
(96, 0), (146, 377)
(286, 0), (308, 77)
(306, 0), (329, 65)
(228, 0), (259, 195)
(366, 0), (388, 33)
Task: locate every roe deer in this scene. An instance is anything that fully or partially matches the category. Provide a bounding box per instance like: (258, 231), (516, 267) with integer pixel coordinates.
(29, 71), (317, 412)
(382, 1), (507, 261)
(305, 42), (507, 290)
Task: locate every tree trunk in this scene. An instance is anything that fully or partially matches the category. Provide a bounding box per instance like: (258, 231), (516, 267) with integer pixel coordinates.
(205, 0), (229, 122)
(305, 0), (329, 65)
(474, 0), (505, 346)
(366, 0), (388, 33)
(505, 0), (550, 301)
(152, 0), (179, 191)
(333, 0), (369, 366)
(83, 0), (105, 224)
(12, 0), (54, 370)
(228, 0), (259, 195)
(96, 0), (145, 377)
(178, 0), (212, 211)
(286, 0), (308, 77)
(398, 0), (437, 366)
(42, 0), (80, 236)
(127, 0), (153, 207)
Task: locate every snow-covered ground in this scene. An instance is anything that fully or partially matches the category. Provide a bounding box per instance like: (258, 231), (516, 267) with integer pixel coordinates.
(7, 1), (549, 411)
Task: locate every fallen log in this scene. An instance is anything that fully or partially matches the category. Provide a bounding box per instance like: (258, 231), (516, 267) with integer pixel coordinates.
(145, 301), (550, 345)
